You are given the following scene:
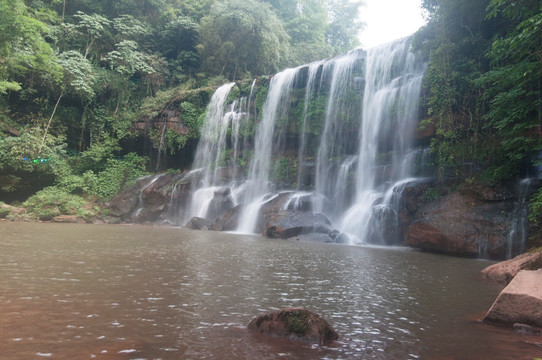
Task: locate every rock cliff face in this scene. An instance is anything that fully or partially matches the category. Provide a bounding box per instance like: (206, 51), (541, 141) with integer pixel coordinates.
(406, 191), (512, 258)
(406, 181), (541, 259)
(107, 172), (189, 224)
(105, 174), (540, 260)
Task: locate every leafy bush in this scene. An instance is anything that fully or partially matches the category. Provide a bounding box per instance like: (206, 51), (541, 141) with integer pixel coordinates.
(23, 187), (92, 221)
(0, 202), (10, 218)
(529, 187), (542, 226)
(271, 157), (297, 186)
(0, 127), (67, 193)
(84, 153), (148, 200)
(423, 187), (441, 201)
(55, 136), (148, 200)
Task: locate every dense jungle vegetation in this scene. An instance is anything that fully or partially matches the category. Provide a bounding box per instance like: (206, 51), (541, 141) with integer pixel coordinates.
(0, 0), (541, 223)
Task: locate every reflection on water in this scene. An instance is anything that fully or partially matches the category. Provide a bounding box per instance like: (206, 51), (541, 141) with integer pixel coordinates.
(0, 222), (540, 359)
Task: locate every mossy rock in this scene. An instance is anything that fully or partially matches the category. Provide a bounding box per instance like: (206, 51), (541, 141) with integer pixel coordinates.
(0, 206), (11, 218)
(247, 307), (339, 345)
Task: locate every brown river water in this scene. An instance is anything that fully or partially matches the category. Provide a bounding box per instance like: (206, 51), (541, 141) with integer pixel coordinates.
(0, 222), (541, 359)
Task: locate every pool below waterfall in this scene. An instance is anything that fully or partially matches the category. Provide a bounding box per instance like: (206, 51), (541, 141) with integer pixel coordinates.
(0, 222), (540, 359)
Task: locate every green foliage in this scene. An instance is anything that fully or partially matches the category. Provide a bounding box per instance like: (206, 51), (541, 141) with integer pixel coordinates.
(198, 0), (290, 80)
(529, 187), (542, 226)
(57, 50), (96, 99)
(265, 0), (330, 64)
(476, 1), (542, 177)
(85, 153), (148, 199)
(55, 138), (148, 200)
(105, 40), (156, 77)
(285, 310), (309, 336)
(0, 127), (67, 192)
(271, 156), (297, 186)
(325, 0), (363, 55)
(180, 101), (204, 134)
(0, 0), (62, 94)
(413, 0), (534, 183)
(23, 186), (92, 220)
(69, 136), (121, 173)
(423, 187), (441, 201)
(71, 11), (110, 59)
(239, 149), (254, 174)
(0, 202), (10, 218)
(0, 207), (10, 218)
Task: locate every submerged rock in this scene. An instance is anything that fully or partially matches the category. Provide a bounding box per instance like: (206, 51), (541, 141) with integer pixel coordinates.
(186, 217), (213, 230)
(482, 250), (542, 284)
(484, 269), (542, 328)
(247, 307), (339, 345)
(52, 215), (85, 223)
(264, 210), (331, 239)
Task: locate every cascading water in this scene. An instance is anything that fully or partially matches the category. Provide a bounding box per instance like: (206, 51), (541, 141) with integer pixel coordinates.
(182, 37), (426, 243)
(236, 68), (301, 233)
(505, 178), (534, 259)
(313, 52), (364, 216)
(183, 82), (253, 222)
(339, 39), (426, 243)
(297, 60), (325, 189)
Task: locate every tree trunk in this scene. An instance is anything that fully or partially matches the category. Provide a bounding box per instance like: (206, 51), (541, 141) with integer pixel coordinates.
(39, 89), (64, 156)
(78, 102), (89, 152)
(113, 94), (121, 118)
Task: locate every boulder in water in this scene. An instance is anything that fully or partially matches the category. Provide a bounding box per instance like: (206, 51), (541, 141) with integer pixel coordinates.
(482, 250), (542, 284)
(213, 204), (242, 231)
(328, 229), (350, 244)
(207, 187), (235, 222)
(264, 210), (331, 239)
(186, 217), (213, 230)
(247, 307), (339, 345)
(484, 269), (542, 328)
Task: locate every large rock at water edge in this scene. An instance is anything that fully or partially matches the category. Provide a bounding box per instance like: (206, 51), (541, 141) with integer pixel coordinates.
(247, 307), (339, 345)
(482, 250), (542, 284)
(484, 269), (542, 328)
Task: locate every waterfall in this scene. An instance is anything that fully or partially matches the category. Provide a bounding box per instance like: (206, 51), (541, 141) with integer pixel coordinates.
(236, 68), (301, 233)
(191, 82), (236, 187)
(181, 37), (426, 241)
(132, 174), (164, 222)
(183, 82), (253, 222)
(505, 178), (534, 259)
(297, 61), (325, 189)
(314, 51), (362, 217)
(339, 39), (426, 244)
